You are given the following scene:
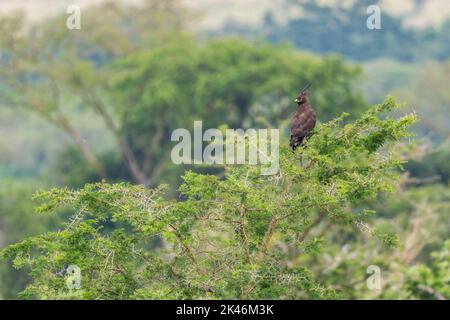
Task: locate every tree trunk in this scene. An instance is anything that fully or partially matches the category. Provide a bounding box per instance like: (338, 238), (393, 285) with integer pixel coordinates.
(84, 91), (150, 186)
(55, 114), (106, 177)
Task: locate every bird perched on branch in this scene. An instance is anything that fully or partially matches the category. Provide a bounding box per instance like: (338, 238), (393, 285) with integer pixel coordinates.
(290, 84), (316, 150)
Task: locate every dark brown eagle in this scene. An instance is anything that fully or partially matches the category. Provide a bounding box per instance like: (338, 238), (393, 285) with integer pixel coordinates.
(290, 84), (316, 150)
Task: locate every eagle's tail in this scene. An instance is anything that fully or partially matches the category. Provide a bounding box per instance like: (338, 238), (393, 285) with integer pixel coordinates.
(290, 135), (304, 151)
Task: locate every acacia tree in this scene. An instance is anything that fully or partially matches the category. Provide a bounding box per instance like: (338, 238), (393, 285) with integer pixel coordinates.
(1, 98), (416, 299)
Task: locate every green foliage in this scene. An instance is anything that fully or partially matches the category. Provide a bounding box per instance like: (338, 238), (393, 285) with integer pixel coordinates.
(0, 0), (447, 301)
(0, 99), (416, 299)
(406, 145), (450, 185)
(305, 182), (450, 300)
(112, 37), (366, 186)
(0, 181), (62, 298)
(404, 240), (450, 300)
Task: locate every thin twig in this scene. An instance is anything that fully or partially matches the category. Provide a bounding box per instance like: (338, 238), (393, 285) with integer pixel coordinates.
(257, 217), (277, 263)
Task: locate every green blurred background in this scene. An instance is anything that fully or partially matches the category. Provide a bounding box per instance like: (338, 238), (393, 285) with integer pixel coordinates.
(0, 0), (449, 299)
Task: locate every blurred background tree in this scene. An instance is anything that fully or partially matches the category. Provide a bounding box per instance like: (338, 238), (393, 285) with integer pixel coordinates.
(0, 0), (449, 299)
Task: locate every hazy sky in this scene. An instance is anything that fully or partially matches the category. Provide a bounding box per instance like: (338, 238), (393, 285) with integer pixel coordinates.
(0, 0), (449, 29)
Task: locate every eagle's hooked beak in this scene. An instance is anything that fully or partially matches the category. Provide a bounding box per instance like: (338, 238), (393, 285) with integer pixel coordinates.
(295, 98), (300, 103)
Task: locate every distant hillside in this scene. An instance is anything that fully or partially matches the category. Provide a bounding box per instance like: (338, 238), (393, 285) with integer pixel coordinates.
(211, 0), (450, 62)
(2, 1), (450, 61)
(1, 0), (449, 30)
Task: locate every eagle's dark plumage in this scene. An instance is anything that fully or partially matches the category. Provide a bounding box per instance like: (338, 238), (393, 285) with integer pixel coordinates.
(290, 84), (316, 150)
